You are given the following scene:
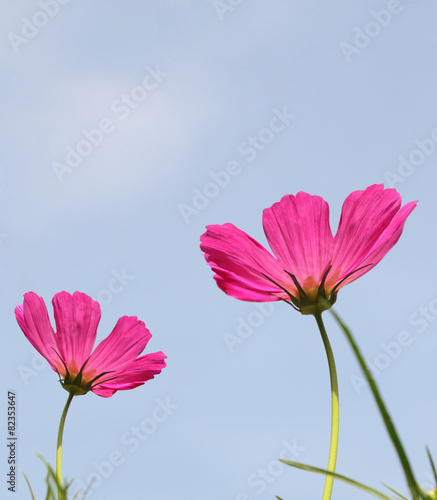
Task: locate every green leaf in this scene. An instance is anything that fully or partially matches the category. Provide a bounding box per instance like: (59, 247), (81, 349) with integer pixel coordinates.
(22, 471), (36, 500)
(382, 482), (410, 500)
(328, 308), (423, 500)
(34, 453), (72, 500)
(25, 453), (84, 500)
(427, 448), (437, 488)
(281, 460), (393, 499)
(75, 475), (95, 500)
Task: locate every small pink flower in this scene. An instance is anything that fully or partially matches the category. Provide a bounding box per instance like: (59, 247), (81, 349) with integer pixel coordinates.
(15, 291), (167, 397)
(201, 184), (417, 315)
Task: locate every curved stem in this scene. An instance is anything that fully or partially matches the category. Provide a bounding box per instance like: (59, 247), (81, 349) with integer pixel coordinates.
(314, 312), (339, 500)
(56, 392), (74, 500)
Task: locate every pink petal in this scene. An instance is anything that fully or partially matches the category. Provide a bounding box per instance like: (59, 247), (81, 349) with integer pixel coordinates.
(263, 192), (334, 285)
(15, 293), (62, 373)
(85, 316), (152, 377)
(89, 386), (117, 398)
(212, 270), (280, 302)
(200, 223), (288, 302)
(334, 200), (417, 288)
(331, 185), (403, 278)
(52, 291), (101, 374)
(92, 352), (167, 397)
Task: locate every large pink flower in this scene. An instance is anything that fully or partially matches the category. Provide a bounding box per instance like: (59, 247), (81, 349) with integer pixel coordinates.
(15, 291), (167, 397)
(201, 185), (417, 314)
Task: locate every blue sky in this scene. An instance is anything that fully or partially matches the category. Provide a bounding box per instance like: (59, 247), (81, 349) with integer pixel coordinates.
(2, 1), (437, 499)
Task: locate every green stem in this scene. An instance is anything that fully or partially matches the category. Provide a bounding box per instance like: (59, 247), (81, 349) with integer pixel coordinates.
(314, 312), (339, 500)
(56, 392), (74, 500)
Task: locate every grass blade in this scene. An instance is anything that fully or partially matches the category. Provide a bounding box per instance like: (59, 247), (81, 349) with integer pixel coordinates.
(382, 482), (410, 500)
(281, 459), (393, 500)
(329, 308), (422, 500)
(427, 448), (437, 487)
(22, 471), (36, 500)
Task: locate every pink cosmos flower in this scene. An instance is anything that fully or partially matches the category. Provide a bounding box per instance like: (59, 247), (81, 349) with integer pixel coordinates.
(201, 184), (417, 315)
(15, 291), (166, 397)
